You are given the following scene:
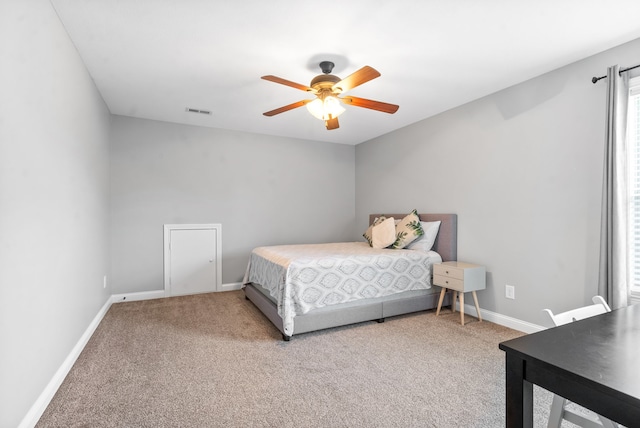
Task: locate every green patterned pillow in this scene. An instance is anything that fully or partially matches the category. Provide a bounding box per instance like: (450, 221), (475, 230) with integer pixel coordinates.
(392, 209), (424, 249)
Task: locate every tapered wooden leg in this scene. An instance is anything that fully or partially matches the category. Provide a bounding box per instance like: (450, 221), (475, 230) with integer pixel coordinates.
(472, 291), (482, 322)
(451, 291), (457, 313)
(460, 292), (465, 325)
(436, 287), (447, 316)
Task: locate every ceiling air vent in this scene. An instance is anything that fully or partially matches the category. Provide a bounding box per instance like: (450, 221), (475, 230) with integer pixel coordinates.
(185, 107), (212, 115)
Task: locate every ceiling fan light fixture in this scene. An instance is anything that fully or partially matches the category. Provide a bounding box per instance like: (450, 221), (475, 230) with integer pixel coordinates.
(306, 95), (345, 121)
(262, 62), (398, 130)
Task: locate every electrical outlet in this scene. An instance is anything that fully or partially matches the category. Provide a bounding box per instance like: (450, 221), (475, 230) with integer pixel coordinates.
(103, 275), (107, 289)
(505, 284), (515, 299)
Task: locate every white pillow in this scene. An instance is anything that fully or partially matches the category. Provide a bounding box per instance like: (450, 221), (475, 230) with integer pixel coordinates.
(406, 221), (441, 252)
(369, 217), (397, 248)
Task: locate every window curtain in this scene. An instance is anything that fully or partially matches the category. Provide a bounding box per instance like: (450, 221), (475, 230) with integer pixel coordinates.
(598, 64), (629, 309)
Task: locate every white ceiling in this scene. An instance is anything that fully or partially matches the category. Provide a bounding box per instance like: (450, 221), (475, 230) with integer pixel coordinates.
(50, 0), (640, 145)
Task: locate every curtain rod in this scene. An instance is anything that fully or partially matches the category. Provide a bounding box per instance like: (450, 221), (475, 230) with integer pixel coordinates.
(592, 64), (640, 84)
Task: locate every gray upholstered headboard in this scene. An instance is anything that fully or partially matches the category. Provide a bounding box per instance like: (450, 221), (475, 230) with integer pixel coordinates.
(369, 213), (458, 262)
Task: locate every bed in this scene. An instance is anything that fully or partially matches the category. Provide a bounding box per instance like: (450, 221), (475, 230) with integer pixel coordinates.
(243, 213), (457, 340)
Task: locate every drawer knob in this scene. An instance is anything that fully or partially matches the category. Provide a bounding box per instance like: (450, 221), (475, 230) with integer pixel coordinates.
(445, 270), (449, 274)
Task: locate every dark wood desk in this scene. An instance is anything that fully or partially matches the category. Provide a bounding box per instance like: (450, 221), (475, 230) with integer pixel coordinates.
(499, 304), (640, 427)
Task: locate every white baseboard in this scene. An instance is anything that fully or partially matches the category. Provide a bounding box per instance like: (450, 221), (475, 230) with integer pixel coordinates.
(457, 302), (545, 333)
(111, 283), (243, 303)
(19, 297), (113, 428)
(220, 282), (243, 292)
(111, 290), (166, 303)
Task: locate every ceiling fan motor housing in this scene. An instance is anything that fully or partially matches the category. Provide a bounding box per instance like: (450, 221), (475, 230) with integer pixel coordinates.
(310, 61), (342, 92)
(310, 73), (340, 90)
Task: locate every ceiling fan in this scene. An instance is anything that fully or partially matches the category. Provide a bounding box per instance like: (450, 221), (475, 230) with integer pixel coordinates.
(261, 61), (399, 130)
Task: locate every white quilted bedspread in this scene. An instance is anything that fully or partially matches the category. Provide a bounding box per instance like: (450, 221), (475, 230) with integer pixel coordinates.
(243, 242), (441, 336)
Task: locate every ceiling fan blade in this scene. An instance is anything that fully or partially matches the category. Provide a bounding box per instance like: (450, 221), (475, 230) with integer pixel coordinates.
(261, 75), (314, 92)
(340, 96), (399, 114)
(325, 117), (339, 130)
(331, 66), (381, 93)
(263, 100), (311, 117)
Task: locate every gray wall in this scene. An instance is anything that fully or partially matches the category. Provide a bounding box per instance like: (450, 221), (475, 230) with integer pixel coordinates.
(0, 1), (111, 427)
(356, 37), (640, 326)
(110, 116), (355, 293)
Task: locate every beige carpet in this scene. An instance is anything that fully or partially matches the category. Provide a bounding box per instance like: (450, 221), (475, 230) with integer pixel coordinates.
(37, 290), (562, 427)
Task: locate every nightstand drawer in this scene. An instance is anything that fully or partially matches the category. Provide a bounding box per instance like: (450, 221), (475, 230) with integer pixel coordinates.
(433, 263), (464, 280)
(433, 274), (464, 291)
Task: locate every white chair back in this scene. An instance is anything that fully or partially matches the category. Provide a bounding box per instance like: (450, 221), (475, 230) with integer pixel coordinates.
(543, 296), (611, 327)
(541, 296), (619, 428)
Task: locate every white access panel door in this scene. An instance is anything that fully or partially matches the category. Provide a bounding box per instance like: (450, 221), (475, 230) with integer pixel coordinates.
(164, 224), (222, 296)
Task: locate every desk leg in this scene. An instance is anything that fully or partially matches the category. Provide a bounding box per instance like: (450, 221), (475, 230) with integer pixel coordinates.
(436, 288), (447, 316)
(505, 352), (533, 428)
(459, 292), (465, 325)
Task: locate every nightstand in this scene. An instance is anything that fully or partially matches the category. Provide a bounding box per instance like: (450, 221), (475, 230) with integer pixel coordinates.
(433, 261), (486, 325)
